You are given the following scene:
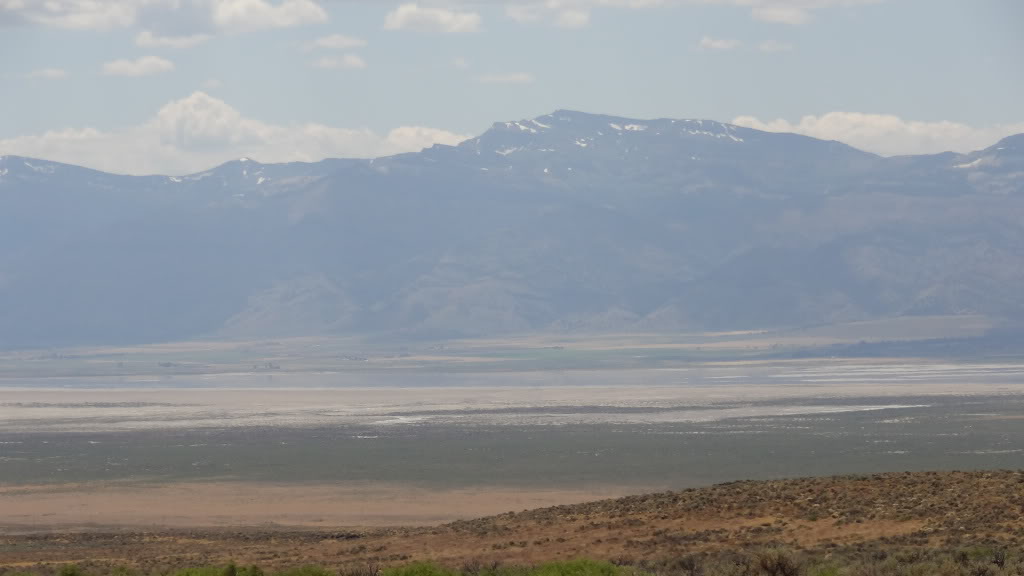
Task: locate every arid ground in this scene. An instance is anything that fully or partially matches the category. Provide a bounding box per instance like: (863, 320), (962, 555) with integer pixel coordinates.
(0, 482), (647, 529)
(2, 356), (1024, 574)
(2, 471), (1024, 575)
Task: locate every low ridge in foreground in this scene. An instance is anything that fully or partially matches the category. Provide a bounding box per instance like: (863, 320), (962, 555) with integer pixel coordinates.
(3, 470), (1024, 575)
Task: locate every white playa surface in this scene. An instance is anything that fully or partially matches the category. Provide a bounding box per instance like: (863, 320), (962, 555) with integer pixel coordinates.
(3, 360), (1024, 433)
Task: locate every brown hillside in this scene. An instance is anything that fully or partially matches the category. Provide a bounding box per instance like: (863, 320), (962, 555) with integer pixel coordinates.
(3, 471), (1024, 574)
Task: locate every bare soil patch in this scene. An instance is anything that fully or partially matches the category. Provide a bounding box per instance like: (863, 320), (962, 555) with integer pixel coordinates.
(0, 482), (644, 529)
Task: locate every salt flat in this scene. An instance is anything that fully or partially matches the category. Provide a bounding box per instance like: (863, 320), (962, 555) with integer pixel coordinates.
(2, 359), (1024, 433)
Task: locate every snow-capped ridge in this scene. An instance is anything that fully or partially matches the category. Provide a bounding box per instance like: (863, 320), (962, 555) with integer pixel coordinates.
(467, 110), (751, 161)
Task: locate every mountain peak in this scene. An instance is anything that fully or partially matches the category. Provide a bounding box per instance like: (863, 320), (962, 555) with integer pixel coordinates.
(215, 157), (263, 169)
(466, 110), (748, 159)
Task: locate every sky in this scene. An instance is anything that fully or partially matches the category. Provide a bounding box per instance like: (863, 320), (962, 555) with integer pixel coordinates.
(1, 0), (1022, 175)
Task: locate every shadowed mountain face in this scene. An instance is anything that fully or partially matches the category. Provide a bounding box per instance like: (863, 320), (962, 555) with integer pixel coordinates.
(1, 110), (1022, 347)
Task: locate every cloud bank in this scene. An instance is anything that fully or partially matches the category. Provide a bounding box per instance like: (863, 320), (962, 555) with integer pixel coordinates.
(733, 112), (1024, 156)
(0, 0), (888, 36)
(384, 3), (481, 33)
(0, 92), (470, 175)
(497, 0), (885, 28)
(1, 0), (327, 31)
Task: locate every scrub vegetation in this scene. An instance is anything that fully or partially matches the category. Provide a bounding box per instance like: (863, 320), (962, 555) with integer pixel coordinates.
(5, 472), (1024, 576)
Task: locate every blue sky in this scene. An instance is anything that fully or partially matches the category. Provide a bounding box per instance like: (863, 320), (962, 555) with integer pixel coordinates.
(1, 0), (1022, 175)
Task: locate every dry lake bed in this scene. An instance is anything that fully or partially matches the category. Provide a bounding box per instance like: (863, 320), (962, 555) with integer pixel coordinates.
(2, 359), (1024, 529)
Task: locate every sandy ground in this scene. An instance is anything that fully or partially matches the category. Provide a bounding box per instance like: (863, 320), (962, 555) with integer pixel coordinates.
(4, 471), (1017, 574)
(0, 482), (647, 530)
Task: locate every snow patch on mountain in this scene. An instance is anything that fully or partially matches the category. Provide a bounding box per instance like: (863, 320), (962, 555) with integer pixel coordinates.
(23, 161), (56, 174)
(954, 158), (984, 169)
(505, 122), (538, 134)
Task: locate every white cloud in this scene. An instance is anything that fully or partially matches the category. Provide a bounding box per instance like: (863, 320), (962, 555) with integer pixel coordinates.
(478, 72), (535, 84)
(386, 126), (471, 153)
(0, 0), (885, 31)
(505, 3), (590, 28)
(27, 68), (67, 79)
(750, 3), (809, 24)
(699, 35), (741, 50)
(0, 91), (470, 175)
(453, 56), (470, 69)
(6, 0), (138, 29)
(309, 33), (366, 50)
(735, 0), (885, 24)
(732, 112), (1024, 156)
(497, 0), (884, 27)
(384, 3), (480, 33)
(136, 30), (211, 48)
(0, 0), (329, 30)
(211, 0), (327, 31)
(102, 55), (175, 77)
(311, 54), (367, 70)
(759, 39), (794, 52)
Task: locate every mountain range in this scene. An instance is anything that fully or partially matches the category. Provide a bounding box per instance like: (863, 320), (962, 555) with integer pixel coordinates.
(1, 110), (1022, 347)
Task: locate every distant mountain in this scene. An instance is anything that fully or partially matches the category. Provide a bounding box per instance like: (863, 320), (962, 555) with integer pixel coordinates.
(1, 111), (1022, 347)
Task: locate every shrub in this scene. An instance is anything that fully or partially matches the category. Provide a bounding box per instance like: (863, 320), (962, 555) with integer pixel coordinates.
(273, 567), (333, 576)
(173, 567), (225, 576)
(58, 566), (85, 576)
(805, 563), (840, 576)
(531, 560), (624, 576)
(757, 550), (803, 576)
(340, 564), (380, 576)
(660, 555), (703, 576)
(381, 563), (458, 576)
(990, 549), (1006, 569)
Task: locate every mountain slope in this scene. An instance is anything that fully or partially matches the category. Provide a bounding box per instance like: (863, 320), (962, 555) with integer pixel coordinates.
(0, 112), (1022, 347)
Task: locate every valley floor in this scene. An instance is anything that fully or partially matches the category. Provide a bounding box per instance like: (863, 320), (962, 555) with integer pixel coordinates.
(2, 358), (1024, 574)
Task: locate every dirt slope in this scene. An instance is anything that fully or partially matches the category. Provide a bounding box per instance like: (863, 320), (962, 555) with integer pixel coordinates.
(2, 471), (1023, 574)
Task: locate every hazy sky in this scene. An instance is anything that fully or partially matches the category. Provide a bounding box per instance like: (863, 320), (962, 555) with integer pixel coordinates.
(1, 0), (1022, 174)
